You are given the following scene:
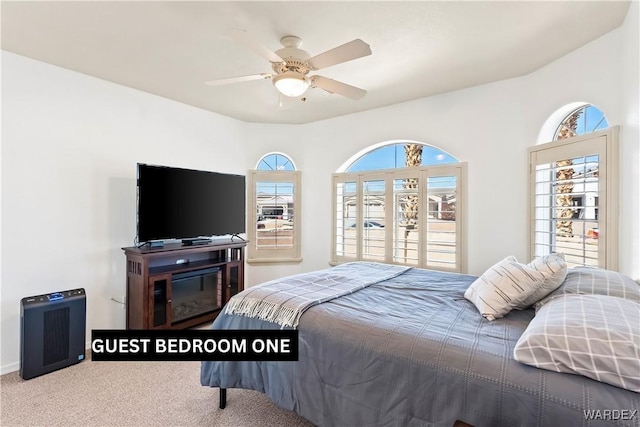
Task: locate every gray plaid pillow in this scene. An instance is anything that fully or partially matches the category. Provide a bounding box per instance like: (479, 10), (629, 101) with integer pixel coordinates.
(535, 267), (640, 310)
(514, 294), (640, 393)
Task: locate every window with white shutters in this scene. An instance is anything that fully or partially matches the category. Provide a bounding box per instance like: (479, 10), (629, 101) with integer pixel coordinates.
(248, 153), (301, 263)
(529, 126), (618, 269)
(333, 163), (466, 273)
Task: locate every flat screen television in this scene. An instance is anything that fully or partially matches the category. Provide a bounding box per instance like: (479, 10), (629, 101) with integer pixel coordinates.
(136, 163), (246, 243)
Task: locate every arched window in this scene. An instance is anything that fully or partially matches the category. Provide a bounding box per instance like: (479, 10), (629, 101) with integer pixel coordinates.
(554, 104), (609, 140)
(257, 153), (296, 171)
(248, 153), (301, 264)
(332, 141), (467, 273)
(346, 143), (458, 172)
(530, 104), (618, 269)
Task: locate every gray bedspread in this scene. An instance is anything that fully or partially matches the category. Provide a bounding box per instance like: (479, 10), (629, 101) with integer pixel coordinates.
(201, 266), (640, 427)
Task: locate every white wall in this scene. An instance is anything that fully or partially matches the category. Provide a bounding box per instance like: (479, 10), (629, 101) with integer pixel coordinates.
(2, 4), (638, 373)
(244, 5), (639, 286)
(1, 52), (247, 373)
(620, 1), (640, 278)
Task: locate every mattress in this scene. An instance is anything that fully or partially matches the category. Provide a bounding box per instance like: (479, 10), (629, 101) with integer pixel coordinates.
(201, 265), (639, 426)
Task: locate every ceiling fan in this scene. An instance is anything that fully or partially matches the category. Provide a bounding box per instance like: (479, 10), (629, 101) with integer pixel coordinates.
(205, 29), (372, 100)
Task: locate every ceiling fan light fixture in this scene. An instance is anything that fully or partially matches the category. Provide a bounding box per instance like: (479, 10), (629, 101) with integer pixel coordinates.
(273, 71), (309, 97)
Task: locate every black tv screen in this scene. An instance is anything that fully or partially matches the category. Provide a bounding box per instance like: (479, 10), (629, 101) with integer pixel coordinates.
(136, 163), (246, 242)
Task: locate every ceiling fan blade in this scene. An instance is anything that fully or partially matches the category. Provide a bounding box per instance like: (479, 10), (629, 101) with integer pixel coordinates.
(225, 29), (283, 63)
(307, 39), (371, 70)
(311, 76), (367, 100)
(205, 73), (271, 86)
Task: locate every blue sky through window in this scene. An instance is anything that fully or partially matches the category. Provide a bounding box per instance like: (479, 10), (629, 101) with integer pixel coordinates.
(556, 105), (609, 139)
(347, 143), (458, 172)
(257, 153), (295, 171)
(576, 105), (608, 134)
(256, 153), (295, 194)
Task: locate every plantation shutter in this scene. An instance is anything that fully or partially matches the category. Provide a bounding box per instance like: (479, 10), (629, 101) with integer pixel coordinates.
(248, 170), (302, 263)
(332, 164), (466, 273)
(529, 127), (618, 269)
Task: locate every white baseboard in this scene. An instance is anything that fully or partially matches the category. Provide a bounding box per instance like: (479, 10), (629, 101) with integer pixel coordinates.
(1, 344), (92, 377)
(1, 361), (19, 376)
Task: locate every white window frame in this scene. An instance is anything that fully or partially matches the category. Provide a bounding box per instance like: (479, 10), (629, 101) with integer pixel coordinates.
(247, 170), (302, 264)
(332, 163), (467, 273)
(528, 126), (619, 269)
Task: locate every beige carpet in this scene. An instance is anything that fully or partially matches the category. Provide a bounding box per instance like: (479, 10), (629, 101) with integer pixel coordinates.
(0, 358), (313, 427)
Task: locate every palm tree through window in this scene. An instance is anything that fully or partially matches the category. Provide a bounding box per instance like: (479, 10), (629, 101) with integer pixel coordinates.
(530, 104), (617, 268)
(333, 142), (466, 272)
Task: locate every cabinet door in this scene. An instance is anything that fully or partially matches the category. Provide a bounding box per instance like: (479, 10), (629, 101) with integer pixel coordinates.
(224, 262), (243, 304)
(149, 274), (172, 329)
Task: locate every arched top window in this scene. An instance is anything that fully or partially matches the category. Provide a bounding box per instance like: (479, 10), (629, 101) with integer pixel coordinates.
(554, 104), (609, 141)
(249, 152), (301, 264)
(530, 103), (618, 269)
(346, 142), (458, 172)
(333, 141), (466, 273)
(256, 153), (296, 171)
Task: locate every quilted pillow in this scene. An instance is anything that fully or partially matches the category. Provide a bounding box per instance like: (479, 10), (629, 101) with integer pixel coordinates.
(464, 256), (545, 321)
(535, 266), (640, 310)
(516, 253), (568, 309)
(514, 294), (640, 393)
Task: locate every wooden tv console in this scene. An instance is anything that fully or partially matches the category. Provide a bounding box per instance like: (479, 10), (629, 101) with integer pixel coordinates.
(122, 240), (246, 330)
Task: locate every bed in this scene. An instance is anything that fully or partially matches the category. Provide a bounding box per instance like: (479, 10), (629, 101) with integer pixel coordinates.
(200, 261), (640, 427)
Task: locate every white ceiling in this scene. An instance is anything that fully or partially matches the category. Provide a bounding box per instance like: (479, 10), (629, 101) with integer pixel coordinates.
(1, 1), (630, 124)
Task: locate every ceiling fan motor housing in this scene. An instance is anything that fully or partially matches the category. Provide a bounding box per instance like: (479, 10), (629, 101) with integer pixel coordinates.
(273, 35), (311, 75)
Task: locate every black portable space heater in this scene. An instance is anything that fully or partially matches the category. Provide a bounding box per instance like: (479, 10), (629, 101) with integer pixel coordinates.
(20, 288), (86, 380)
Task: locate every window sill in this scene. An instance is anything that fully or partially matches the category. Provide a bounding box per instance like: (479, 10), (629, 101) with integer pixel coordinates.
(247, 257), (303, 265)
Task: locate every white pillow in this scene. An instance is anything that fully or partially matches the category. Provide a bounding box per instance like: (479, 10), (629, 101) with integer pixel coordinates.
(514, 294), (640, 393)
(464, 256), (545, 321)
(516, 253), (568, 309)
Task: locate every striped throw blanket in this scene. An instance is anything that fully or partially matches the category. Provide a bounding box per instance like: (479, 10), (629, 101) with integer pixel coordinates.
(224, 262), (411, 328)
